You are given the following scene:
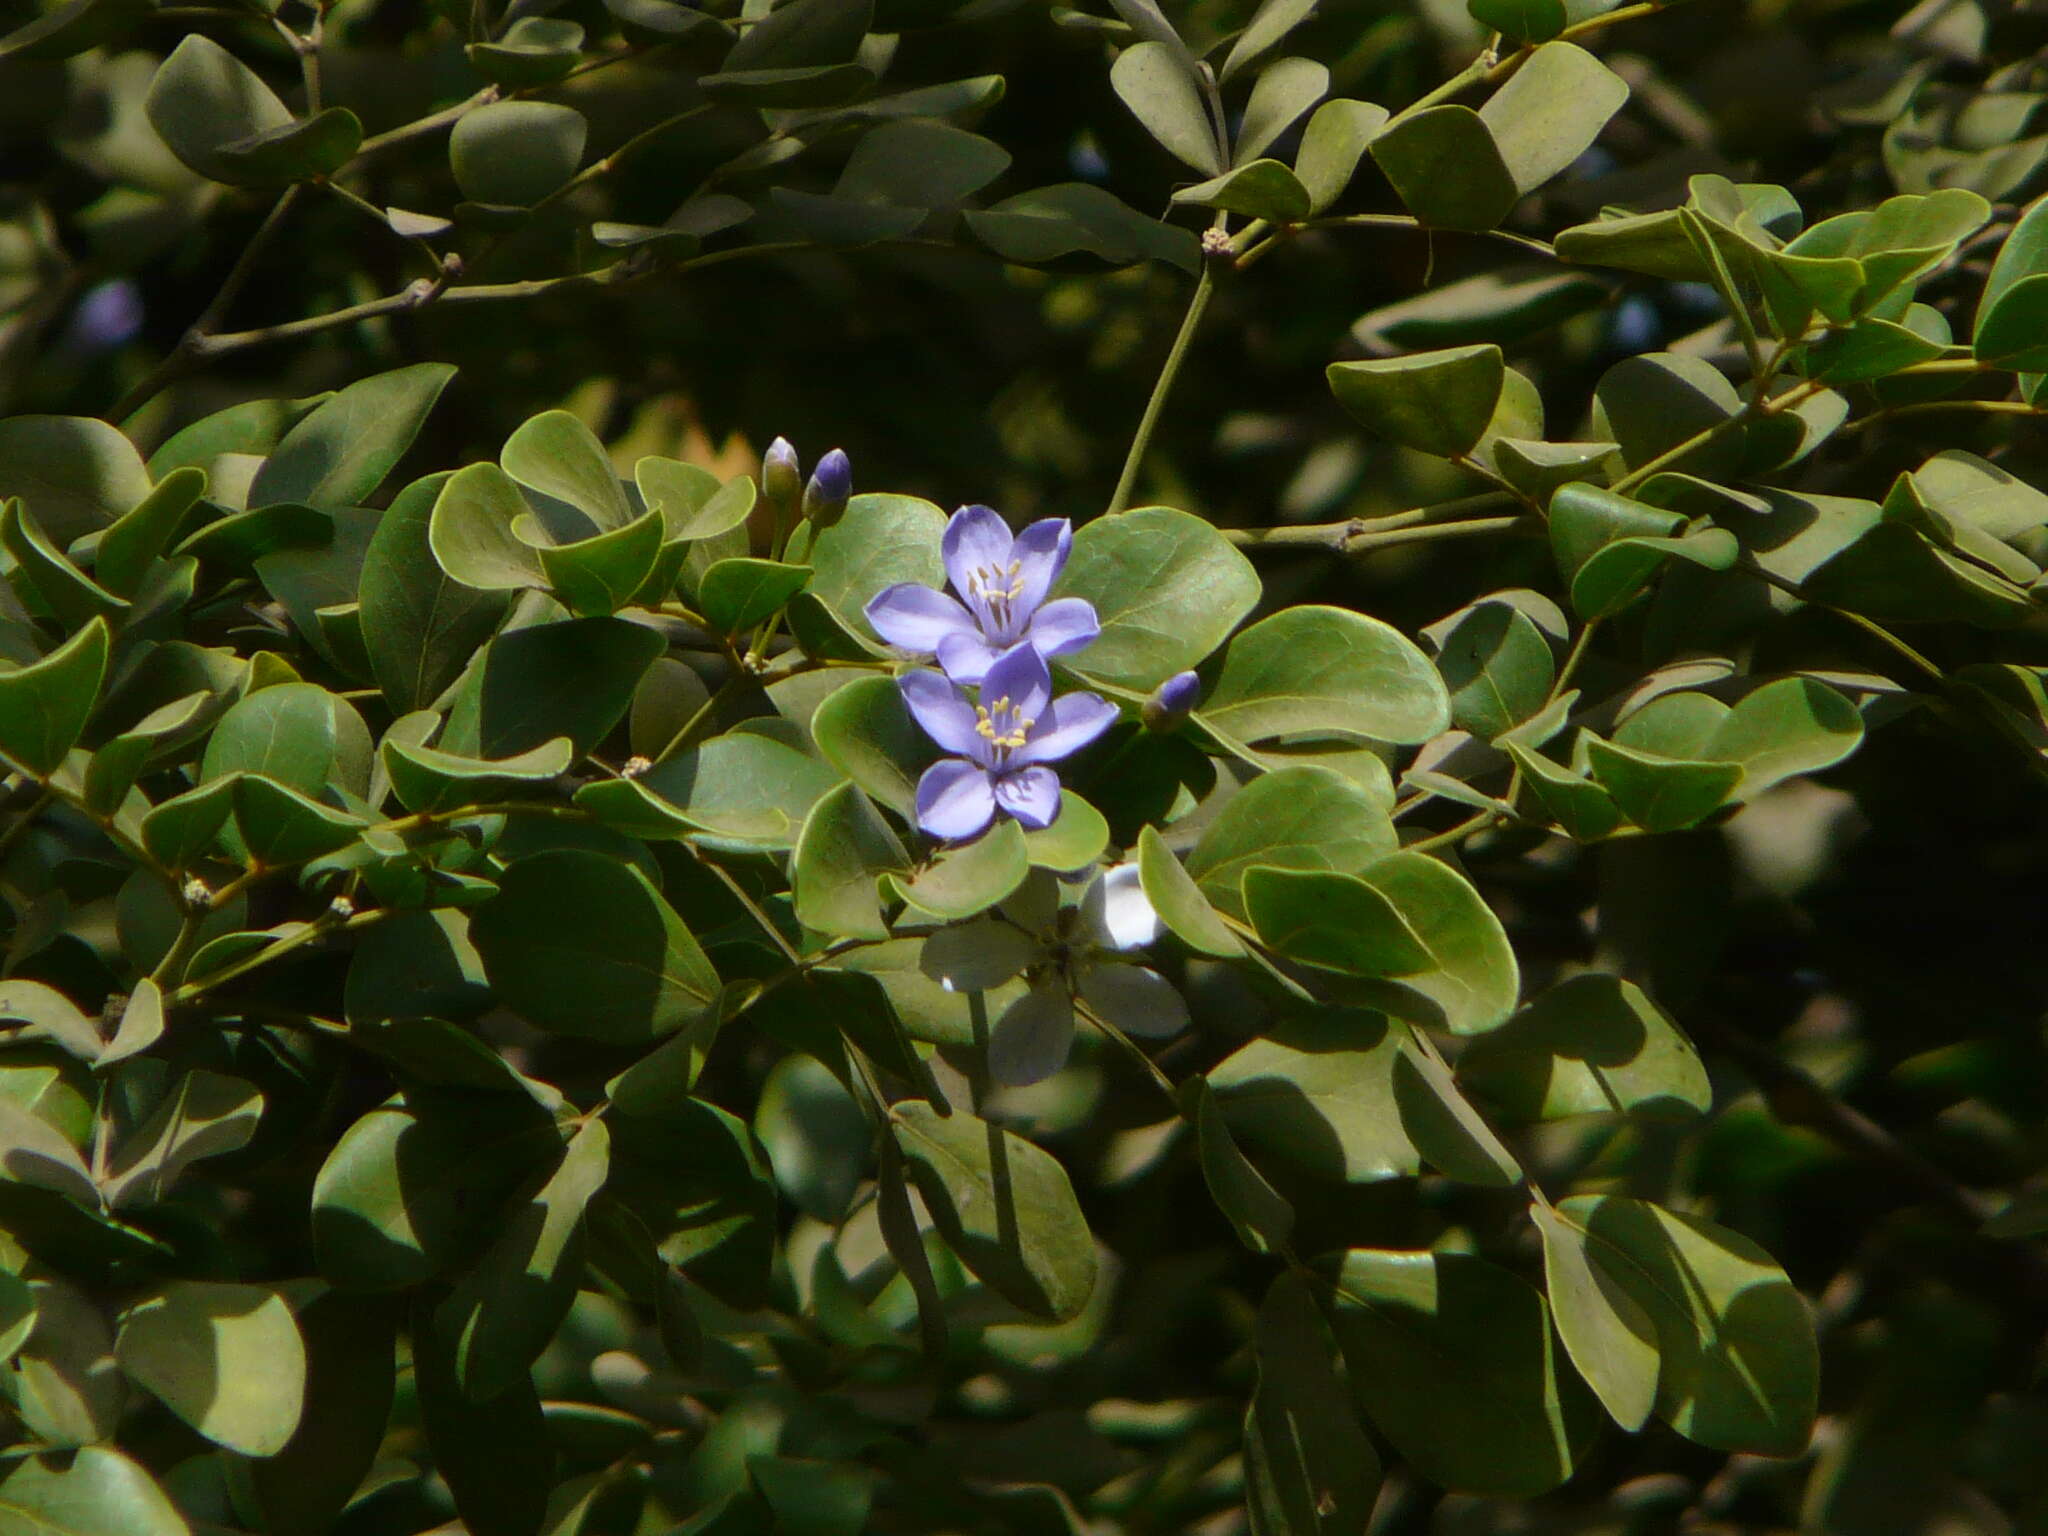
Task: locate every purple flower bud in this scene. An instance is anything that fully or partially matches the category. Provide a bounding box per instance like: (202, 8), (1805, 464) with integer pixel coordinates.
(803, 447), (851, 527)
(761, 436), (801, 517)
(1142, 670), (1201, 731)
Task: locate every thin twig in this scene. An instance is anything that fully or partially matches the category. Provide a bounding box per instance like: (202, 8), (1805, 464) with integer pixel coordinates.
(1109, 263), (1216, 516)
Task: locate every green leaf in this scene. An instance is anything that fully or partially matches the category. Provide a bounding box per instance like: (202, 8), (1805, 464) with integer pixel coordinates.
(635, 459), (758, 541)
(965, 183), (1202, 272)
(174, 501), (329, 572)
(429, 461), (548, 592)
(102, 1070), (264, 1209)
(0, 1272), (33, 1365)
(501, 409), (632, 532)
(892, 1100), (1097, 1321)
(202, 681), (364, 798)
(835, 119), (1011, 206)
(438, 1119), (609, 1400)
(310, 1093), (563, 1290)
(1181, 1077), (1294, 1254)
(361, 471), (512, 713)
(231, 773), (366, 865)
(1220, 0), (1318, 81)
(1322, 1248), (1597, 1495)
(413, 1296), (556, 1536)
(1173, 159), (1312, 222)
(1974, 192), (2048, 370)
(244, 364), (453, 510)
(249, 1291), (395, 1536)
(0, 1447), (190, 1536)
(114, 1281), (305, 1455)
(1550, 1195), (1818, 1455)
(1582, 735), (1742, 832)
(382, 736), (571, 815)
(1110, 39), (1223, 174)
(1210, 1010), (1421, 1184)
(1244, 866), (1432, 977)
(1136, 824), (1242, 956)
(810, 673), (932, 819)
(1355, 269), (1611, 354)
(1245, 1271), (1382, 1536)
(1198, 605), (1451, 747)
(756, 1054), (870, 1221)
(1390, 1039), (1522, 1185)
(1706, 676), (1864, 796)
(1432, 599), (1555, 739)
(3, 496), (129, 627)
(144, 33), (293, 185)
(886, 818), (1030, 920)
(723, 0), (870, 70)
(1594, 352), (1744, 479)
(1476, 42), (1629, 194)
(1054, 506), (1261, 692)
(138, 775), (235, 870)
(1186, 765), (1397, 921)
(1468, 0), (1565, 44)
(0, 615), (108, 777)
(604, 725), (843, 851)
(473, 615), (665, 757)
(1368, 106), (1518, 231)
(1328, 345), (1505, 459)
(0, 416), (151, 547)
(1022, 790), (1108, 872)
(212, 106), (364, 182)
(94, 466), (206, 598)
(1293, 98), (1389, 213)
(1235, 57), (1327, 165)
(701, 62), (876, 109)
(10, 1278), (123, 1447)
(1457, 972), (1710, 1122)
(450, 100), (587, 207)
(701, 557), (812, 634)
(465, 15), (586, 87)
(1346, 852), (1520, 1035)
(538, 509), (666, 617)
(0, 0), (150, 63)
(793, 781), (908, 940)
(471, 849), (717, 1042)
(1531, 1199), (1659, 1431)
(794, 492), (947, 653)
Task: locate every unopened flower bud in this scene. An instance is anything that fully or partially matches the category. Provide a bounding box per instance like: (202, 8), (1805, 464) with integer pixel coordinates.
(803, 447), (852, 528)
(181, 876), (212, 910)
(328, 894), (356, 920)
(1142, 670), (1201, 731)
(622, 754), (653, 779)
(762, 436), (801, 525)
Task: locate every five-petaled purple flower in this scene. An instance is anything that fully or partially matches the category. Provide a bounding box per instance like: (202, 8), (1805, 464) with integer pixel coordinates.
(902, 643), (1117, 840)
(866, 504), (1100, 685)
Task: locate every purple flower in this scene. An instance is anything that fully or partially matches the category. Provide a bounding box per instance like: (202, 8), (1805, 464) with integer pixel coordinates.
(865, 504), (1100, 685)
(804, 448), (851, 526)
(1142, 669), (1202, 731)
(901, 643), (1118, 840)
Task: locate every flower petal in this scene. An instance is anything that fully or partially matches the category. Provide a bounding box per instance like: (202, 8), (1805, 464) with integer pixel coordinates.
(982, 641), (1052, 722)
(920, 916), (1038, 990)
(935, 630), (1001, 686)
(995, 765), (1062, 828)
(865, 583), (977, 654)
(942, 503), (1013, 598)
(899, 669), (988, 761)
(1011, 690), (1119, 767)
(1080, 862), (1162, 950)
(989, 975), (1077, 1086)
(1009, 518), (1073, 618)
(1024, 596), (1099, 659)
(915, 758), (996, 841)
(1079, 961), (1189, 1039)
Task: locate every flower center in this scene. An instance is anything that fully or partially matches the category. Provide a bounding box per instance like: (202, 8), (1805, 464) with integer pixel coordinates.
(965, 559), (1028, 631)
(974, 694), (1035, 760)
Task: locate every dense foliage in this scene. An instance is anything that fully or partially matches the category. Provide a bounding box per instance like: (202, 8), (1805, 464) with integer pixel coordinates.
(0, 0), (2045, 1531)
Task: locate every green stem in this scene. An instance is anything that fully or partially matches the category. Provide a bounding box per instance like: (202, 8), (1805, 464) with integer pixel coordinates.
(1108, 263), (1216, 516)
